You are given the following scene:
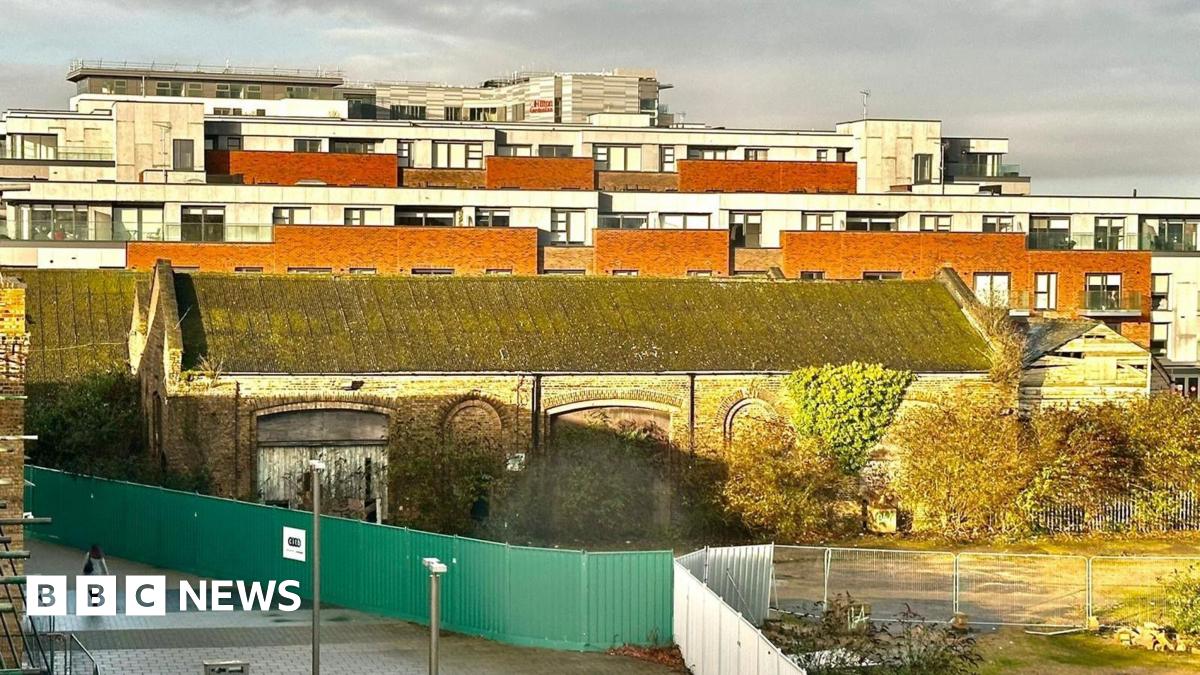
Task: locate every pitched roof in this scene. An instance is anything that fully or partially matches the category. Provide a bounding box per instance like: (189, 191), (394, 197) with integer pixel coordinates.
(173, 274), (991, 374)
(4, 269), (144, 383)
(1022, 318), (1102, 364)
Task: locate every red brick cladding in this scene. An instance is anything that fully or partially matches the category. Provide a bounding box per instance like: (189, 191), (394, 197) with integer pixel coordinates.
(678, 160), (856, 194)
(206, 150), (398, 188)
(779, 231), (1152, 341)
(594, 230), (730, 277)
(541, 246), (596, 274)
(400, 168), (486, 188)
(597, 171), (679, 192)
(127, 226), (539, 275)
(484, 156), (595, 190)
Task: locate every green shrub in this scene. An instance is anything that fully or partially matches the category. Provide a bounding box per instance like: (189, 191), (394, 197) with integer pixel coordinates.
(1160, 565), (1200, 635)
(388, 431), (509, 535)
(781, 362), (913, 473)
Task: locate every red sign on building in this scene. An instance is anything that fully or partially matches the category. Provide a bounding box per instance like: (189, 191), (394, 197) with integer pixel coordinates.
(529, 99), (554, 113)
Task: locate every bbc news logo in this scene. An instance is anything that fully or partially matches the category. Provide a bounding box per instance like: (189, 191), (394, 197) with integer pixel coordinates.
(26, 576), (303, 616)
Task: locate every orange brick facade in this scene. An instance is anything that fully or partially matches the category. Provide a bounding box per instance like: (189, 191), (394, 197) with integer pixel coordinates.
(597, 171), (680, 192)
(484, 156), (595, 190)
(677, 160), (856, 193)
(127, 226), (540, 275)
(206, 150), (398, 188)
(594, 229), (730, 277)
(400, 168), (486, 189)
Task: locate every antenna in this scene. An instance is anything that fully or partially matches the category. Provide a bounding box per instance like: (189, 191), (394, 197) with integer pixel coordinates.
(859, 89), (871, 119)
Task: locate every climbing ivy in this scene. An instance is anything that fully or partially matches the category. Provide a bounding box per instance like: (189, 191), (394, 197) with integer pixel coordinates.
(780, 362), (913, 474)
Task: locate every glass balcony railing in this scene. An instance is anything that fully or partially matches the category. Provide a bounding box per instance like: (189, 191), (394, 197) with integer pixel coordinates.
(1028, 230), (1199, 252)
(1, 147), (114, 162)
(1081, 290), (1142, 313)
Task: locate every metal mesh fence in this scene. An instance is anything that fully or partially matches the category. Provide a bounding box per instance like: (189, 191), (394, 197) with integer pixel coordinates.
(771, 545), (827, 615)
(957, 553), (1087, 628)
(825, 548), (955, 622)
(1091, 556), (1200, 627)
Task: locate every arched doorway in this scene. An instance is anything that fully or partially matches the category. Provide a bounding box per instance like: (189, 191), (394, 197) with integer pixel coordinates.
(255, 407), (389, 521)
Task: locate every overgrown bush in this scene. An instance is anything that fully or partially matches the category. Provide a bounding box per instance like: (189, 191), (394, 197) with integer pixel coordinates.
(389, 431), (509, 535)
(1160, 565), (1200, 636)
(766, 594), (981, 675)
(781, 362), (913, 473)
(722, 422), (856, 542)
(891, 388), (1029, 538)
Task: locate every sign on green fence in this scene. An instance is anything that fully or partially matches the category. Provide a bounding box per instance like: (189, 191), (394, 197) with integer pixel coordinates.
(24, 466), (673, 651)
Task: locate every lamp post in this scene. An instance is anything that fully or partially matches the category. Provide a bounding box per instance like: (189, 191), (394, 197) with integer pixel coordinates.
(422, 557), (448, 675)
(310, 459), (326, 675)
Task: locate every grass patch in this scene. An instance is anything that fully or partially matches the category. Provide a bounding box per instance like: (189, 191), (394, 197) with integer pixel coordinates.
(977, 628), (1200, 674)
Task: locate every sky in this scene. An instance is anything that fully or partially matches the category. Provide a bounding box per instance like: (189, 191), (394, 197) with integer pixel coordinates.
(3, 0), (1199, 196)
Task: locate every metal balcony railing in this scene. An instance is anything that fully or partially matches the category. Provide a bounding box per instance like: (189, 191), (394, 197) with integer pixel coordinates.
(2, 146), (114, 162)
(1081, 290), (1142, 313)
(70, 58), (342, 79)
(1026, 231), (1143, 251)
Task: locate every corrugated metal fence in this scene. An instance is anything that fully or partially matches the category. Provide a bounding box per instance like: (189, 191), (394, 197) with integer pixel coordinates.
(676, 545), (774, 626)
(24, 466), (673, 651)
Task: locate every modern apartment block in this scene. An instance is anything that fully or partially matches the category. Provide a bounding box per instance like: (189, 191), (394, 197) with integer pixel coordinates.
(0, 60), (1197, 395)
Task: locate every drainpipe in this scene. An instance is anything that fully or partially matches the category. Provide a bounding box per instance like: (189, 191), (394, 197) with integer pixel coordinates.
(233, 380), (241, 496)
(688, 372), (696, 456)
(531, 374), (542, 454)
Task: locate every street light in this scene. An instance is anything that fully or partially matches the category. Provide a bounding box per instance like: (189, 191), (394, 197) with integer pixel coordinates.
(310, 459), (326, 675)
(422, 557), (448, 675)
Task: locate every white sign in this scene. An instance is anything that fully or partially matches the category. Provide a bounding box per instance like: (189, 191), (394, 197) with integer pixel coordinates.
(283, 526), (307, 562)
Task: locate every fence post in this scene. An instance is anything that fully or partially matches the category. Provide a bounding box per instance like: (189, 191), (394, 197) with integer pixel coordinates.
(822, 548), (831, 607)
(952, 554), (959, 614)
(702, 546), (710, 586)
(1085, 557), (1093, 625)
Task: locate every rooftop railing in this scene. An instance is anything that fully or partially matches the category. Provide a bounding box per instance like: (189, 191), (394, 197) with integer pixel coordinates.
(1, 146), (113, 162)
(69, 59), (343, 79)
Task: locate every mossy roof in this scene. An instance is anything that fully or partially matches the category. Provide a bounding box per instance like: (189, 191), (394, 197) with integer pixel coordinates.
(175, 274), (991, 374)
(4, 269), (144, 383)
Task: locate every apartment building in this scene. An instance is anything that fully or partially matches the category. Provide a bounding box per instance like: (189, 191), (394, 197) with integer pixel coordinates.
(0, 60), (1197, 396)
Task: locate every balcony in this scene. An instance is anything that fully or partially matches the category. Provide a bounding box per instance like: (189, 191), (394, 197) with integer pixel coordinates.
(0, 146), (113, 163)
(1026, 231), (1143, 251)
(1080, 290), (1143, 317)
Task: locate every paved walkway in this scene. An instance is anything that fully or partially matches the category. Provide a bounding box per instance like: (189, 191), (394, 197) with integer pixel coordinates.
(28, 540), (672, 674)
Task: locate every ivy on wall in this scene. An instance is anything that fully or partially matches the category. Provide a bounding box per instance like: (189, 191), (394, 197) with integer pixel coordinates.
(780, 362), (913, 473)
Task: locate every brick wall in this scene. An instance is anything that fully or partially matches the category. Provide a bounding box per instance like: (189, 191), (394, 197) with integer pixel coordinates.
(128, 227), (541, 275)
(732, 247), (783, 274)
(400, 168), (486, 189)
(597, 171), (679, 192)
(0, 279), (27, 661)
(594, 229), (731, 277)
(541, 246), (595, 274)
(485, 156), (595, 190)
(206, 150), (398, 188)
(678, 160), (856, 193)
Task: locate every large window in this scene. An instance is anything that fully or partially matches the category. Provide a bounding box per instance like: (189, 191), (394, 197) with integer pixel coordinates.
(659, 146), (676, 172)
(395, 209), (455, 227)
(973, 272), (1011, 307)
(1151, 323), (1170, 357)
(598, 213), (649, 230)
(1084, 273), (1123, 309)
(550, 210), (586, 245)
(496, 145), (532, 157)
(272, 207), (311, 225)
(114, 207), (164, 241)
(687, 146), (729, 160)
(1140, 216), (1200, 252)
(468, 107), (499, 122)
(22, 204), (89, 241)
(294, 139), (321, 153)
(661, 213), (711, 230)
(331, 139), (374, 154)
(538, 145), (572, 158)
(5, 134), (56, 160)
(391, 105), (426, 120)
(443, 107), (464, 121)
(180, 206), (225, 242)
(983, 214), (1017, 233)
(396, 141), (412, 168)
(730, 211), (763, 248)
(913, 153), (933, 184)
(1035, 272), (1058, 310)
(920, 214), (951, 232)
(802, 212), (835, 231)
(1029, 215), (1071, 249)
(846, 213), (898, 231)
(172, 139), (194, 171)
(343, 208), (383, 226)
(433, 142), (483, 169)
(1151, 273), (1171, 310)
(1094, 216), (1127, 250)
(594, 145), (642, 171)
(476, 209), (510, 227)
(744, 148), (769, 161)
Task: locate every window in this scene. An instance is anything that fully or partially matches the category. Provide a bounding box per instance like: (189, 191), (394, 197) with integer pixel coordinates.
(538, 145), (572, 158)
(485, 268), (513, 275)
(395, 208), (456, 227)
(612, 270), (639, 277)
(983, 215), (1017, 233)
(1084, 273), (1123, 309)
(744, 148), (768, 161)
(234, 266), (264, 273)
(344, 208), (382, 226)
(687, 146), (728, 160)
(594, 145), (642, 171)
(973, 272), (1011, 307)
(661, 213), (711, 230)
(1175, 375), (1199, 399)
(730, 211), (763, 248)
(800, 271), (825, 281)
(1151, 323), (1170, 357)
(246, 85), (262, 99)
(468, 107), (499, 122)
(802, 212), (835, 231)
(272, 207), (311, 225)
(114, 207), (164, 241)
(660, 146), (676, 172)
(913, 153), (933, 184)
(1151, 273), (1171, 310)
(172, 139), (194, 171)
(687, 270), (713, 277)
(1140, 216), (1200, 252)
(433, 142), (483, 169)
(285, 86), (315, 98)
(350, 268), (377, 275)
(598, 213), (649, 230)
(550, 210), (586, 244)
(391, 105), (427, 120)
(920, 214), (952, 232)
(1029, 215), (1072, 249)
(8, 134), (57, 160)
(496, 145), (533, 157)
(180, 206), (225, 242)
(846, 213), (898, 231)
(863, 271), (902, 281)
(476, 209), (510, 227)
(1092, 216), (1127, 250)
(225, 136), (243, 151)
(443, 107), (463, 121)
(288, 267), (332, 274)
(396, 141), (412, 168)
(294, 139), (321, 153)
(544, 269), (586, 275)
(23, 204), (87, 241)
(331, 139), (374, 154)
(816, 149), (830, 162)
(155, 81), (184, 97)
(1035, 273), (1058, 310)
(412, 268), (454, 275)
(215, 83), (246, 99)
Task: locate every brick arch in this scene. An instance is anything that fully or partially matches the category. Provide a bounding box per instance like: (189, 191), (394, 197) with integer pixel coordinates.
(440, 397), (504, 447)
(542, 388), (684, 416)
(252, 401), (395, 420)
(722, 397), (780, 446)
